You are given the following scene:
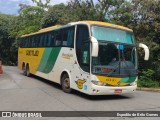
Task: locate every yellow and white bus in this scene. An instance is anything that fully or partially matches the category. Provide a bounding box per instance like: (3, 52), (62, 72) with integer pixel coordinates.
(18, 21), (149, 95)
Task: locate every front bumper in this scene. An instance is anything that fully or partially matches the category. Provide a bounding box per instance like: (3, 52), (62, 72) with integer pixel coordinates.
(87, 84), (137, 95)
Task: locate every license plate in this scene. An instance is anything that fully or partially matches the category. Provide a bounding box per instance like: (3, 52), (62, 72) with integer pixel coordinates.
(114, 89), (122, 93)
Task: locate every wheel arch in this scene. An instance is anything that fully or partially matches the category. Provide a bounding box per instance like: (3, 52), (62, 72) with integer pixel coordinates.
(26, 62), (30, 67)
(22, 62), (25, 69)
(60, 69), (71, 85)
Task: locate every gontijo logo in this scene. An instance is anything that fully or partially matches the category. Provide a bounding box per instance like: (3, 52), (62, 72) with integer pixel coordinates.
(62, 53), (73, 60)
(26, 50), (39, 56)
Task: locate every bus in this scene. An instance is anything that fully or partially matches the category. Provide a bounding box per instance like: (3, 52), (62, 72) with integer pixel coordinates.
(18, 21), (149, 95)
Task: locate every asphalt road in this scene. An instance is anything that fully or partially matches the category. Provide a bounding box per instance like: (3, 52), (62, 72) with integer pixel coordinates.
(0, 66), (160, 120)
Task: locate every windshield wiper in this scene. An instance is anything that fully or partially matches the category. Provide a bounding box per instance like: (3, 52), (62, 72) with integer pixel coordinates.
(121, 46), (137, 76)
(107, 61), (120, 76)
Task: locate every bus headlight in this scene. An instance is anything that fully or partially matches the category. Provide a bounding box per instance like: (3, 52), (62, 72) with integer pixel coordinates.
(91, 80), (106, 86)
(130, 81), (137, 86)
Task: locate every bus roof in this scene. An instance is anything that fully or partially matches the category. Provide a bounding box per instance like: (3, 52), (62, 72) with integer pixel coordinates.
(21, 25), (61, 37)
(21, 21), (132, 37)
(80, 21), (133, 32)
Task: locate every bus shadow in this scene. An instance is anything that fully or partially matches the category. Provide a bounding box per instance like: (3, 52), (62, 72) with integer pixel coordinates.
(30, 74), (62, 90)
(72, 90), (134, 100)
(28, 74), (134, 101)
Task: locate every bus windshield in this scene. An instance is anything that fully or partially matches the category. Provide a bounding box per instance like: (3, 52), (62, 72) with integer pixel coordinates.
(91, 26), (138, 77)
(92, 25), (135, 45)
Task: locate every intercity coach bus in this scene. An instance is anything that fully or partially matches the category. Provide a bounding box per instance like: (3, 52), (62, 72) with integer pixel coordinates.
(18, 21), (149, 95)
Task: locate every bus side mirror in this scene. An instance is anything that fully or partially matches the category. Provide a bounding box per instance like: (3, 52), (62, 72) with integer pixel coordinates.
(138, 43), (149, 60)
(91, 37), (98, 57)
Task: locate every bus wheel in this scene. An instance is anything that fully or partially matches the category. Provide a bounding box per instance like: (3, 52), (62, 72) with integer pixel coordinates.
(22, 64), (26, 76)
(61, 74), (72, 93)
(26, 64), (31, 77)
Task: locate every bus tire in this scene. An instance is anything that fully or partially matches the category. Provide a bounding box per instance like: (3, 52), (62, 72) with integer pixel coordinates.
(26, 64), (31, 77)
(22, 63), (26, 76)
(61, 73), (72, 93)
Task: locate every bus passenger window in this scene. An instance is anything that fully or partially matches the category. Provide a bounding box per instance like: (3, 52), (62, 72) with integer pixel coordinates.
(20, 38), (24, 48)
(39, 34), (44, 47)
(61, 27), (75, 47)
(50, 32), (55, 47)
(23, 38), (27, 48)
(31, 37), (36, 47)
(54, 30), (62, 46)
(27, 37), (31, 48)
(47, 33), (52, 47)
(67, 27), (75, 47)
(44, 34), (48, 47)
(62, 29), (67, 46)
(35, 36), (40, 47)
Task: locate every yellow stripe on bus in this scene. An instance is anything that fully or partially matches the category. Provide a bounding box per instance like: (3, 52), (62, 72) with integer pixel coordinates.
(96, 75), (121, 86)
(18, 48), (45, 74)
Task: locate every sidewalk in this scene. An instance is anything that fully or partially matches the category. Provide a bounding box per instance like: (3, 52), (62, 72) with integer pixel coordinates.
(137, 87), (160, 92)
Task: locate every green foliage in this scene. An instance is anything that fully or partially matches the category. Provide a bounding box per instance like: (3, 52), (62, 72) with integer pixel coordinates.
(32, 0), (51, 9)
(41, 3), (67, 28)
(0, 14), (15, 36)
(138, 69), (159, 87)
(2, 3), (45, 65)
(41, 0), (126, 28)
(139, 69), (155, 82)
(138, 79), (160, 88)
(10, 5), (44, 38)
(41, 1), (99, 28)
(0, 14), (16, 65)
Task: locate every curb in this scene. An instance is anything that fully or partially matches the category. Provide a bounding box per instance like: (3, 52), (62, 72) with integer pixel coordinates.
(137, 87), (160, 93)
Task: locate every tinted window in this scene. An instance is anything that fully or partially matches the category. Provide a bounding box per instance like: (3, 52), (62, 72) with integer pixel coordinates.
(20, 38), (25, 48)
(76, 25), (90, 72)
(50, 31), (55, 47)
(61, 27), (75, 47)
(35, 35), (40, 47)
(27, 37), (31, 48)
(24, 38), (27, 47)
(47, 33), (52, 47)
(54, 30), (62, 46)
(39, 34), (44, 47)
(31, 36), (36, 47)
(92, 26), (135, 44)
(20, 26), (75, 48)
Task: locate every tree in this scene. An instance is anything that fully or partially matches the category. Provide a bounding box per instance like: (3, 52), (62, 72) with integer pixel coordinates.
(40, 0), (99, 27)
(41, 1), (97, 28)
(41, 3), (67, 28)
(0, 14), (16, 64)
(10, 5), (44, 38)
(8, 4), (45, 65)
(32, 0), (51, 9)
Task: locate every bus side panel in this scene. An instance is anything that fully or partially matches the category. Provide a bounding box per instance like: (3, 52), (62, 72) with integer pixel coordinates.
(48, 47), (75, 84)
(18, 48), (23, 70)
(48, 47), (92, 94)
(18, 47), (45, 74)
(35, 47), (61, 80)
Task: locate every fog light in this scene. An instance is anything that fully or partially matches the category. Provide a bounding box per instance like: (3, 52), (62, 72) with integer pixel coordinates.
(91, 80), (106, 86)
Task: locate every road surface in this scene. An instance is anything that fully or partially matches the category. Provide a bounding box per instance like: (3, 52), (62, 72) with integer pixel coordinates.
(0, 66), (160, 120)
